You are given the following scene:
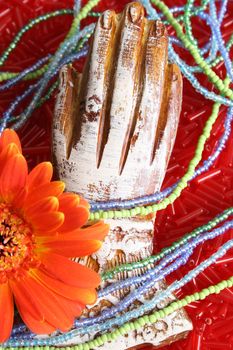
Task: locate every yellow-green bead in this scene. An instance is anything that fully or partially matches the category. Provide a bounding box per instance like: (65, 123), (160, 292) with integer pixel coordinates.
(108, 210), (114, 219)
(89, 213), (95, 221)
(130, 208), (137, 217)
(115, 328), (123, 336)
(116, 210), (123, 218)
(134, 320), (142, 330)
(138, 318), (146, 327)
(94, 212), (100, 220)
(123, 323), (131, 333)
(100, 334), (108, 343)
(148, 314), (158, 323)
(103, 212), (108, 219)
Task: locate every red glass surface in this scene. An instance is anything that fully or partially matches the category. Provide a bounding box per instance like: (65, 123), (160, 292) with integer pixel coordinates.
(0, 1), (233, 349)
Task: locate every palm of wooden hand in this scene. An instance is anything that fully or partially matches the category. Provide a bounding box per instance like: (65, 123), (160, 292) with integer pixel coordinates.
(53, 2), (182, 202)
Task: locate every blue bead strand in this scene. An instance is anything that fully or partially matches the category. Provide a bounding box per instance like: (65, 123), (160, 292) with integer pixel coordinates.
(13, 207), (232, 337)
(7, 219), (233, 345)
(0, 24), (95, 132)
(209, 1), (233, 80)
(0, 54), (51, 91)
(11, 24), (94, 130)
(6, 221), (233, 347)
(0, 47), (89, 132)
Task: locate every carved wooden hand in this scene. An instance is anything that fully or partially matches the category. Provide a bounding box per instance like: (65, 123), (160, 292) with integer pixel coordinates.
(52, 2), (192, 349)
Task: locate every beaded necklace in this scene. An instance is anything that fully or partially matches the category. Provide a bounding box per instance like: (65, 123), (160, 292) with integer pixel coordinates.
(8, 210), (233, 343)
(6, 221), (233, 346)
(1, 0), (233, 347)
(5, 274), (233, 350)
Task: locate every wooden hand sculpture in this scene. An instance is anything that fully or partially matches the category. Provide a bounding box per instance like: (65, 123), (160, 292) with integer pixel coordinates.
(53, 2), (192, 349)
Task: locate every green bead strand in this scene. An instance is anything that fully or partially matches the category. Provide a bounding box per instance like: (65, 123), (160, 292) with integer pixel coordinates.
(151, 0), (233, 100)
(67, 0), (100, 39)
(4, 275), (233, 350)
(0, 9), (73, 68)
(101, 207), (233, 280)
(0, 31), (91, 84)
(184, 0), (198, 47)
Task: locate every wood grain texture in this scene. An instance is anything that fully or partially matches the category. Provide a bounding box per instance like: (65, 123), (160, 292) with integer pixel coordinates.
(52, 2), (192, 349)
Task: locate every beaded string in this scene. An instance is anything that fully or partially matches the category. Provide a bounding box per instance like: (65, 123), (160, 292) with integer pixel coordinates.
(0, 0), (229, 86)
(0, 24), (94, 132)
(9, 213), (233, 340)
(12, 207), (233, 337)
(0, 1), (226, 85)
(2, 37), (91, 125)
(7, 223), (233, 346)
(0, 55), (51, 91)
(151, 0), (233, 100)
(4, 275), (233, 350)
(8, 274), (233, 350)
(0, 29), (91, 90)
(167, 47), (233, 108)
(144, 1), (233, 107)
(9, 25), (94, 132)
(143, 0), (218, 65)
(1, 48), (88, 128)
(209, 0), (233, 81)
(1, 0), (225, 223)
(2, 0), (233, 130)
(0, 0), (233, 344)
(0, 9), (73, 67)
(102, 207), (233, 280)
(0, 0), (99, 131)
(142, 0), (209, 24)
(10, 252), (191, 341)
(11, 207), (233, 338)
(143, 0), (233, 72)
(0, 1), (228, 83)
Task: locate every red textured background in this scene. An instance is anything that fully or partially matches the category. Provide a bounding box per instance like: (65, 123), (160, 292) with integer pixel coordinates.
(0, 1), (233, 349)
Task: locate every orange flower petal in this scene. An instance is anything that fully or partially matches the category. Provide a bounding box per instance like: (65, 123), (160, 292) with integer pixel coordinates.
(79, 197), (90, 209)
(0, 143), (20, 173)
(15, 302), (56, 335)
(24, 196), (59, 218)
(40, 239), (102, 258)
(40, 252), (101, 288)
(16, 294), (56, 334)
(59, 193), (80, 208)
(69, 222), (109, 241)
(58, 193), (90, 232)
(37, 222), (108, 244)
(56, 296), (83, 319)
(0, 129), (22, 153)
(0, 153), (28, 203)
(31, 212), (64, 234)
(24, 181), (65, 208)
(10, 278), (43, 320)
(0, 283), (14, 343)
(32, 269), (97, 305)
(27, 162), (53, 192)
(59, 205), (90, 233)
(14, 273), (74, 332)
(11, 187), (28, 212)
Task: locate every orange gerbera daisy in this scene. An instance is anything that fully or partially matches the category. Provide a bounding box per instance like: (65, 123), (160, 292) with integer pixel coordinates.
(0, 129), (109, 342)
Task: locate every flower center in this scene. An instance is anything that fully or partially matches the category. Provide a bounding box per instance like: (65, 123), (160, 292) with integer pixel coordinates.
(0, 204), (36, 282)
